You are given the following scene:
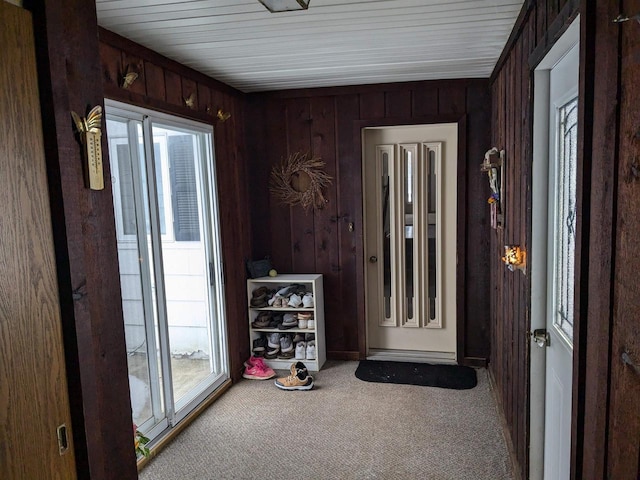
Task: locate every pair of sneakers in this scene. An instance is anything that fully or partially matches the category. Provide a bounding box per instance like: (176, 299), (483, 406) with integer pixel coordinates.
(274, 361), (314, 391)
(242, 356), (276, 380)
(294, 341), (316, 360)
(265, 333), (294, 359)
(297, 312), (314, 329)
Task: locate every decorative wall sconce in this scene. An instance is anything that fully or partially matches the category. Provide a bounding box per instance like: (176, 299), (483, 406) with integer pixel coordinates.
(71, 105), (104, 191)
(120, 65), (139, 89)
(481, 147), (505, 229)
(259, 0), (310, 13)
(502, 245), (526, 273)
(184, 92), (196, 109)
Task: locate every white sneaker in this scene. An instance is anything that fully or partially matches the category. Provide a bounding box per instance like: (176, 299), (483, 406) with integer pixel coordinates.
(298, 318), (307, 329)
(306, 318), (315, 330)
(306, 341), (316, 360)
(295, 341), (306, 360)
(288, 293), (302, 308)
(302, 293), (314, 308)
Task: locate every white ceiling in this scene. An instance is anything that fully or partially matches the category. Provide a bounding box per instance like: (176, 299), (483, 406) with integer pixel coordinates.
(95, 0), (524, 93)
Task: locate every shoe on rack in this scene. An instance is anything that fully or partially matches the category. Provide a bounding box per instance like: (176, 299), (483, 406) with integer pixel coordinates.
(302, 293), (314, 308)
(304, 333), (315, 342)
(252, 312), (272, 328)
(250, 296), (268, 308)
(274, 368), (314, 391)
(306, 341), (316, 360)
(295, 341), (306, 360)
(269, 314), (284, 328)
(306, 318), (315, 330)
(293, 333), (305, 343)
(288, 293), (302, 308)
(268, 332), (281, 349)
(243, 360), (275, 380)
(298, 318), (307, 329)
(252, 335), (267, 355)
(278, 350), (294, 360)
(264, 346), (280, 359)
(280, 313), (298, 329)
(252, 286), (268, 298)
(280, 334), (294, 354)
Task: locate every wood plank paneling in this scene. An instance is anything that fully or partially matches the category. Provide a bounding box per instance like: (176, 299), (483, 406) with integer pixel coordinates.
(310, 96), (341, 348)
(607, 0), (640, 476)
(285, 98), (316, 274)
(32, 1), (140, 478)
(488, 0), (640, 478)
(250, 79), (491, 361)
(385, 90), (412, 118)
(579, 1), (620, 478)
(359, 92), (385, 119)
(412, 88), (438, 117)
(335, 94), (361, 354)
(439, 86), (466, 115)
(145, 61), (166, 101)
(164, 70), (182, 106)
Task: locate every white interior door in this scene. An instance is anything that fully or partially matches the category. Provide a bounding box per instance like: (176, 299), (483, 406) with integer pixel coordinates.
(531, 18), (579, 480)
(363, 124), (457, 363)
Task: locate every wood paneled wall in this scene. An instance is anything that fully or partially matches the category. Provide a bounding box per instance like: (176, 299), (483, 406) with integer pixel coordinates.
(490, 0), (640, 478)
(245, 79), (492, 363)
(489, 0), (576, 477)
(29, 1), (139, 478)
(98, 29), (253, 380)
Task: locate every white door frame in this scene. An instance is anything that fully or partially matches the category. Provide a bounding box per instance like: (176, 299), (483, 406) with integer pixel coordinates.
(530, 17), (580, 480)
(361, 123), (458, 364)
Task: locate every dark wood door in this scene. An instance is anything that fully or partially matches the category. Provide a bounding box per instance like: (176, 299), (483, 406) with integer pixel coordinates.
(0, 2), (77, 478)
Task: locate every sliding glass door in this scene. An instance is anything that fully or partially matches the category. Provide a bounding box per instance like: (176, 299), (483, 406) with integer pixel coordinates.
(105, 101), (229, 443)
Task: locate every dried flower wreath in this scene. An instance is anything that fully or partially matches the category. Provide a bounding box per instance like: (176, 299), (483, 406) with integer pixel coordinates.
(270, 152), (332, 211)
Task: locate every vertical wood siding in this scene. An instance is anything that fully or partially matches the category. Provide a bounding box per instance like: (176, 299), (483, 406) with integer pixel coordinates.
(606, 0), (640, 477)
(490, 1), (577, 477)
(31, 3), (140, 478)
(98, 28), (253, 381)
(245, 79), (492, 363)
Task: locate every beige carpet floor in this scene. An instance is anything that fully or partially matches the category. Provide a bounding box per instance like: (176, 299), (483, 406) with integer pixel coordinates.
(140, 361), (513, 480)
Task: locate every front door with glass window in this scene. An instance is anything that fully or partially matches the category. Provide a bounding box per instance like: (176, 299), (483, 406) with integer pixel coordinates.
(105, 101), (229, 444)
(542, 41), (579, 480)
(363, 124), (457, 362)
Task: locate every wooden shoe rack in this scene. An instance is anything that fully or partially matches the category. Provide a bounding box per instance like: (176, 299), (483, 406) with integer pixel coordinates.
(247, 274), (325, 372)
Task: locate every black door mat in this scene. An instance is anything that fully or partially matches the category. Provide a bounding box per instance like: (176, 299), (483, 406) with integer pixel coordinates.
(355, 360), (477, 390)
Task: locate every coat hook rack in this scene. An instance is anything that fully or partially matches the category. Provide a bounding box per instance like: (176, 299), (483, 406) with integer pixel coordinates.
(216, 108), (231, 122)
(120, 65), (139, 89)
(613, 13), (640, 24)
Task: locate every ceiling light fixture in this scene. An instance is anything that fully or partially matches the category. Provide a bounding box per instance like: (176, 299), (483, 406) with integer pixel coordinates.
(258, 0), (310, 13)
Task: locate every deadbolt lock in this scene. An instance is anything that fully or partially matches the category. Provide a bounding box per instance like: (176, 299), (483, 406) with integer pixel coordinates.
(531, 328), (550, 348)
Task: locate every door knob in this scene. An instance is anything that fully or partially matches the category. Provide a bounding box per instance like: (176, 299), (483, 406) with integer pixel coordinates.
(531, 328), (550, 347)
(369, 256), (378, 263)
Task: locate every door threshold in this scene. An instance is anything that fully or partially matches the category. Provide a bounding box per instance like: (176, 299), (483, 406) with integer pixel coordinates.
(367, 349), (456, 365)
